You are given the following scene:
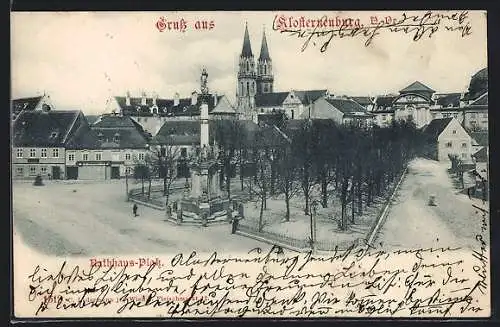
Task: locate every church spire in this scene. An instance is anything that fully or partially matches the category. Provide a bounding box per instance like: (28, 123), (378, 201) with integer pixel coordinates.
(241, 23), (253, 57)
(259, 27), (271, 61)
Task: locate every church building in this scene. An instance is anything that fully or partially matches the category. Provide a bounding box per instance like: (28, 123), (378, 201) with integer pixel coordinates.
(236, 24), (329, 124)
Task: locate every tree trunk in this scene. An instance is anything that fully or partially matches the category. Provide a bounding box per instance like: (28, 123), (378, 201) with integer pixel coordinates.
(285, 190), (291, 222)
(225, 173), (231, 199)
(163, 176), (167, 196)
(147, 178), (152, 200)
(270, 164), (276, 195)
(259, 193), (265, 232)
(141, 178), (145, 195)
(219, 164), (225, 191)
(357, 178), (363, 214)
(321, 173), (328, 208)
(339, 177), (349, 230)
(351, 188), (355, 224)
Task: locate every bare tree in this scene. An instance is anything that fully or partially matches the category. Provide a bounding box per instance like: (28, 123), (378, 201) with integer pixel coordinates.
(148, 145), (181, 207)
(276, 146), (300, 222)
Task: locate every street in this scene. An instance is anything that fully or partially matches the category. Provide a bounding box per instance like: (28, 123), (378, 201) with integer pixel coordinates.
(12, 180), (267, 256)
(376, 158), (489, 250)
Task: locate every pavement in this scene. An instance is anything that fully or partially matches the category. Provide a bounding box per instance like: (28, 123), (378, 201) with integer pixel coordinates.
(375, 158), (490, 250)
(12, 179), (267, 257)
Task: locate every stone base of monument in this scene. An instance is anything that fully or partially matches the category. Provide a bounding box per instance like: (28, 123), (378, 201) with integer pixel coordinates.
(165, 197), (231, 226)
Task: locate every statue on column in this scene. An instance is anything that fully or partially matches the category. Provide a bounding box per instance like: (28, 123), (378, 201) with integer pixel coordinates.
(200, 68), (209, 95)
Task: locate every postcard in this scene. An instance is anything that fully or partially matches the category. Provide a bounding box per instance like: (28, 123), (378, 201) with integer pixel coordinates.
(11, 10), (489, 319)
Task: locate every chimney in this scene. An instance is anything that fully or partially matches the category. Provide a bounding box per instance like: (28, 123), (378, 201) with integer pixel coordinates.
(152, 92), (158, 106)
(174, 92), (180, 106)
(126, 91), (131, 106)
(191, 91), (198, 106)
(141, 91), (147, 106)
(213, 92), (218, 107)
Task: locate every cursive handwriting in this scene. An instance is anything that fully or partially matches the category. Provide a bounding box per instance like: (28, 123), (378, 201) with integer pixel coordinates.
(273, 11), (473, 53)
(23, 242), (489, 318)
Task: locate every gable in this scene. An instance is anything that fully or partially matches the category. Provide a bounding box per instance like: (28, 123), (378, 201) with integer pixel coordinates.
(438, 119), (471, 141)
(282, 91), (303, 106)
(393, 93), (431, 105)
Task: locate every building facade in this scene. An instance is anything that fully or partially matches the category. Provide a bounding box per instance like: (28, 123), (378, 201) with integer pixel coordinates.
(64, 114), (150, 180)
(12, 109), (89, 180)
(423, 117), (473, 162)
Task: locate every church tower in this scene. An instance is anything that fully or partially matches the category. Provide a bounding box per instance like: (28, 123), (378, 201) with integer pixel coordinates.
(256, 28), (274, 94)
(237, 23), (257, 115)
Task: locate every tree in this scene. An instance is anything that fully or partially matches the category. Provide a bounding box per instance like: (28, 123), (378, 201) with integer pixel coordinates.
(276, 145), (300, 222)
(148, 145), (181, 207)
(292, 120), (317, 215)
(214, 120), (246, 199)
(133, 163), (150, 195)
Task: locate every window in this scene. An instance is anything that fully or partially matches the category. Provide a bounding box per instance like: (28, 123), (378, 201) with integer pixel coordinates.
(482, 113), (487, 118)
(452, 130), (457, 134)
(52, 149), (59, 158)
(181, 148), (187, 157)
(83, 153), (89, 161)
(446, 142), (452, 148)
(125, 167), (132, 175)
(41, 148), (47, 158)
(382, 114), (387, 121)
(125, 153), (131, 160)
(29, 166), (36, 176)
(470, 113), (477, 118)
(41, 166), (47, 174)
(50, 132), (59, 139)
(138, 152), (145, 161)
(68, 153), (75, 161)
(30, 148), (36, 158)
(16, 167), (23, 176)
(462, 143), (467, 148)
(16, 148), (23, 158)
(95, 153), (102, 161)
(461, 153), (467, 158)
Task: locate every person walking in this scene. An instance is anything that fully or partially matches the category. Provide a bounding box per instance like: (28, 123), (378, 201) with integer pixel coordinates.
(133, 203), (138, 217)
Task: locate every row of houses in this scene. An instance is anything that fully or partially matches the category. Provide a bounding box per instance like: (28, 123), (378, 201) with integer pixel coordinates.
(11, 102), (488, 182)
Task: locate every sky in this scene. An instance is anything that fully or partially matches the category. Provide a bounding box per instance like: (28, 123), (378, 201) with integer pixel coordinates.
(11, 11), (487, 114)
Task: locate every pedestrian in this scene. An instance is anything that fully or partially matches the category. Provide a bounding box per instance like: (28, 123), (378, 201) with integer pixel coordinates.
(133, 203), (138, 217)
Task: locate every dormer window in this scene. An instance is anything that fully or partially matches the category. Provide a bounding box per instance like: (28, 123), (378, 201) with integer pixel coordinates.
(50, 131), (59, 139)
(98, 132), (104, 141)
(113, 133), (120, 143)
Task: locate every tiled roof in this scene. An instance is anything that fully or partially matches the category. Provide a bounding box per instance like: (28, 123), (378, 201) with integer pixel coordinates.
(65, 124), (101, 150)
(434, 93), (462, 108)
(472, 147), (488, 162)
(12, 96), (43, 115)
(470, 132), (488, 146)
(294, 90), (327, 105)
(255, 92), (290, 107)
(85, 115), (101, 125)
(470, 92), (488, 106)
(373, 95), (397, 112)
(422, 118), (453, 140)
(12, 110), (81, 147)
(399, 81), (435, 94)
(324, 98), (368, 114)
(115, 94), (223, 117)
(349, 96), (374, 106)
(91, 115), (150, 149)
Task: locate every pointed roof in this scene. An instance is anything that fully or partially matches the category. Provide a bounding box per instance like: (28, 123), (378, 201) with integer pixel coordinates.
(399, 81), (435, 94)
(259, 28), (271, 61)
(422, 117), (453, 140)
(241, 23), (253, 57)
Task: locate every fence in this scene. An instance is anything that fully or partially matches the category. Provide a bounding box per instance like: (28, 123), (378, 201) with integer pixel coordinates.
(236, 224), (310, 249)
(128, 182), (185, 210)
